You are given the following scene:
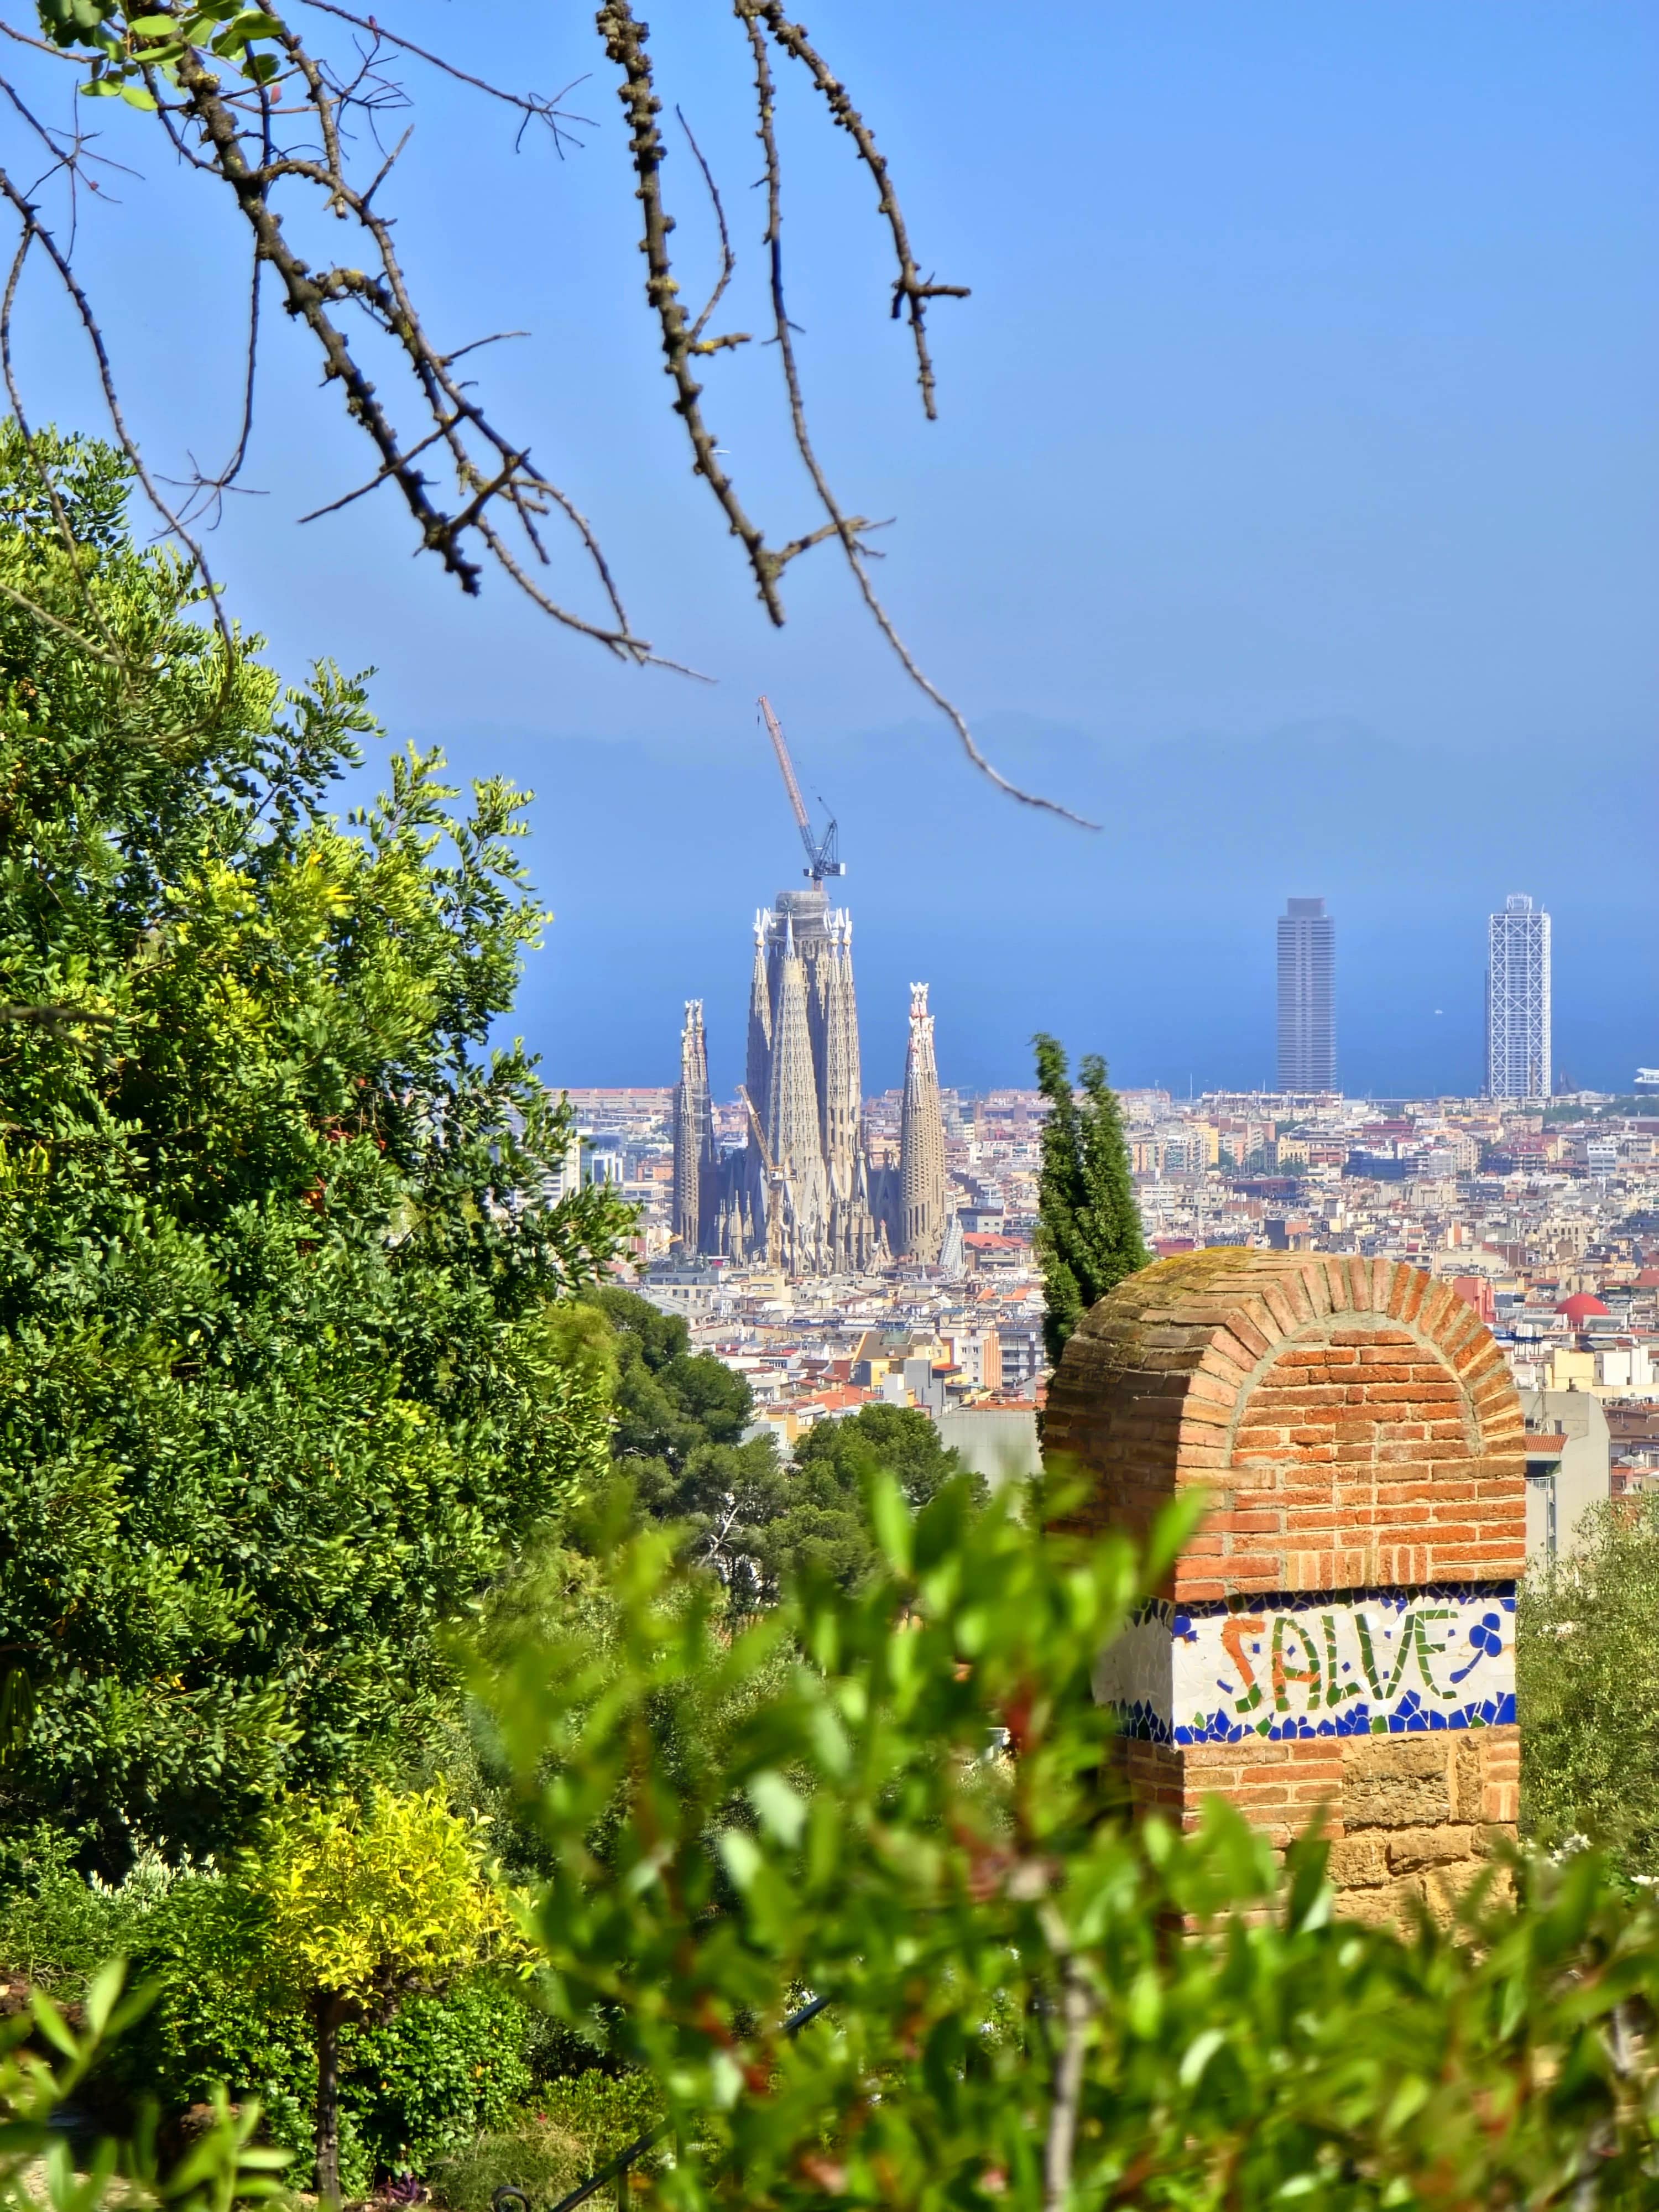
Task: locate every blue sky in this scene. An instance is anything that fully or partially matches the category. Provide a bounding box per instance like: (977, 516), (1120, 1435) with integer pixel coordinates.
(12, 2), (1657, 1092)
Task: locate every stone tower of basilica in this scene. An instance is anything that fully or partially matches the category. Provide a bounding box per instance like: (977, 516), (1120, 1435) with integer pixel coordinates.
(672, 880), (949, 1277)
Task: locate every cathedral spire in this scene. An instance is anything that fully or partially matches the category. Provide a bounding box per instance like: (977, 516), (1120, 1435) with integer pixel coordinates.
(698, 879), (880, 1281)
(766, 909), (829, 1272)
(899, 982), (947, 1266)
(672, 998), (715, 1253)
(818, 907), (863, 1264)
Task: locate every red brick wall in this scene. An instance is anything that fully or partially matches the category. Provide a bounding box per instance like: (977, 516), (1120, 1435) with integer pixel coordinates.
(1048, 1250), (1526, 1917)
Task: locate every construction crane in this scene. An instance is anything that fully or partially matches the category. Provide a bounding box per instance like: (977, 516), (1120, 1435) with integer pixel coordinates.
(758, 695), (845, 888)
(737, 1083), (786, 1270)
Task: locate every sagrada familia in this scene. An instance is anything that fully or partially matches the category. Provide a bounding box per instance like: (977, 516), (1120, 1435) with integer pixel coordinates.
(671, 880), (950, 1275)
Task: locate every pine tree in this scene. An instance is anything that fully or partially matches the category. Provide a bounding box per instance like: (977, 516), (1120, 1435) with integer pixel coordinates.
(1032, 1034), (1150, 1367)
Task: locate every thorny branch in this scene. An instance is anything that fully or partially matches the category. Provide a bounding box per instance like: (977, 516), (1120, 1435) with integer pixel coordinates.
(0, 162), (235, 669)
(0, 0), (1087, 817)
(737, 6), (1095, 826)
(298, 0), (593, 155)
(745, 0), (970, 424)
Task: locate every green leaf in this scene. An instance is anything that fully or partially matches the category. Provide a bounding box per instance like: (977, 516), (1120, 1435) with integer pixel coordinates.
(1177, 2026), (1225, 2089)
(29, 1993), (77, 2059)
(748, 1769), (806, 1848)
(81, 1958), (126, 2038)
(716, 1828), (761, 1892)
(866, 1469), (912, 1574)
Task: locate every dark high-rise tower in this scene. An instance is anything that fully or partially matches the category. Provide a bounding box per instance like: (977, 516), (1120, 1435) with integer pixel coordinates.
(1276, 896), (1336, 1092)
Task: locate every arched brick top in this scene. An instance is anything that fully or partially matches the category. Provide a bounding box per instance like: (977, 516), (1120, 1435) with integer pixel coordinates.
(1044, 1250), (1525, 1601)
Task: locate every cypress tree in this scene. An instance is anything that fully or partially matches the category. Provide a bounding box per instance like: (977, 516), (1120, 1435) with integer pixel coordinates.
(1032, 1034), (1150, 1367)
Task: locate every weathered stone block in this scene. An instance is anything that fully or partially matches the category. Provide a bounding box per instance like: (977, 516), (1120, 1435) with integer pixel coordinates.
(1342, 1739), (1453, 1830)
(1385, 1825), (1480, 1874)
(1326, 1835), (1390, 1887)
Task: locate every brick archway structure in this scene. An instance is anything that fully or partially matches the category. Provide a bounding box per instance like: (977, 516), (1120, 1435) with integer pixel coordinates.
(1045, 1250), (1525, 1918)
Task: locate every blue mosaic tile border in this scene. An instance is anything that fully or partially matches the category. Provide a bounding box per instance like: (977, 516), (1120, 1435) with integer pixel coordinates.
(1114, 1688), (1519, 1747)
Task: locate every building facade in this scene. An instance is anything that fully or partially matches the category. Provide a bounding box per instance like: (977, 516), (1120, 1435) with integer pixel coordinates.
(1487, 894), (1551, 1100)
(1276, 896), (1336, 1092)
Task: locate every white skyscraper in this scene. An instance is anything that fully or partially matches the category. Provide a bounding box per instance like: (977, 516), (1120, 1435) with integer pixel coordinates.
(1486, 894), (1551, 1100)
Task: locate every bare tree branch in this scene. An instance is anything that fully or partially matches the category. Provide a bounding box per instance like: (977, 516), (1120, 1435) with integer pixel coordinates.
(1042, 1947), (1094, 2212)
(738, 9), (1098, 828)
(597, 0), (790, 624)
(675, 104), (746, 352)
(161, 243), (263, 528)
(298, 0), (593, 153)
(0, 170), (237, 679)
(748, 0), (969, 423)
(0, 0), (1087, 818)
(165, 25), (649, 658)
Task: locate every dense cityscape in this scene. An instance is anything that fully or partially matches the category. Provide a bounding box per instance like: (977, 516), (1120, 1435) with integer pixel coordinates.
(558, 872), (1658, 1556)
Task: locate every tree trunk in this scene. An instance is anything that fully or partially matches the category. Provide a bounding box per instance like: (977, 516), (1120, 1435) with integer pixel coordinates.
(314, 1991), (347, 2206)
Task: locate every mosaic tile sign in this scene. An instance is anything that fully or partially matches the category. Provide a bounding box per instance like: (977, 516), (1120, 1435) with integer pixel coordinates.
(1094, 1584), (1517, 1745)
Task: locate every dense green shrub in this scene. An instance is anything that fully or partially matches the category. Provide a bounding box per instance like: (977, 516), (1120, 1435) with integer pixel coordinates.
(0, 1846), (535, 2189)
(484, 1478), (1659, 2211)
(1519, 1494), (1659, 1875)
(0, 426), (631, 1871)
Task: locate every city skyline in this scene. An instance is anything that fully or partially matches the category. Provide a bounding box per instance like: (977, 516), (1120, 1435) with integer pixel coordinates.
(517, 719), (1654, 1103)
(623, 863), (1608, 1126)
(189, 6), (1652, 1108)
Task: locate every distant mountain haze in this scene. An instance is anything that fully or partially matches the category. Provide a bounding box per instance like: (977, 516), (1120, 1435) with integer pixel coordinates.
(428, 715), (1657, 1102)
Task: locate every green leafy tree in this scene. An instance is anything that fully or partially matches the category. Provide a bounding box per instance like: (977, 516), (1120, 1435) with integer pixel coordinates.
(239, 1787), (521, 2205)
(482, 1479), (1659, 2212)
(1518, 1495), (1659, 1873)
(0, 1830), (536, 2196)
(770, 1404), (971, 1593)
(0, 427), (631, 1869)
(595, 1289), (756, 1474)
(1032, 1034), (1149, 1366)
(587, 1288), (784, 1595)
(594, 1300), (970, 1600)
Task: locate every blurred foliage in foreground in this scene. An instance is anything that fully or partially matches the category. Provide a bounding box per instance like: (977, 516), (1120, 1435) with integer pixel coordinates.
(482, 1474), (1659, 2211)
(7, 1483), (1659, 2205)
